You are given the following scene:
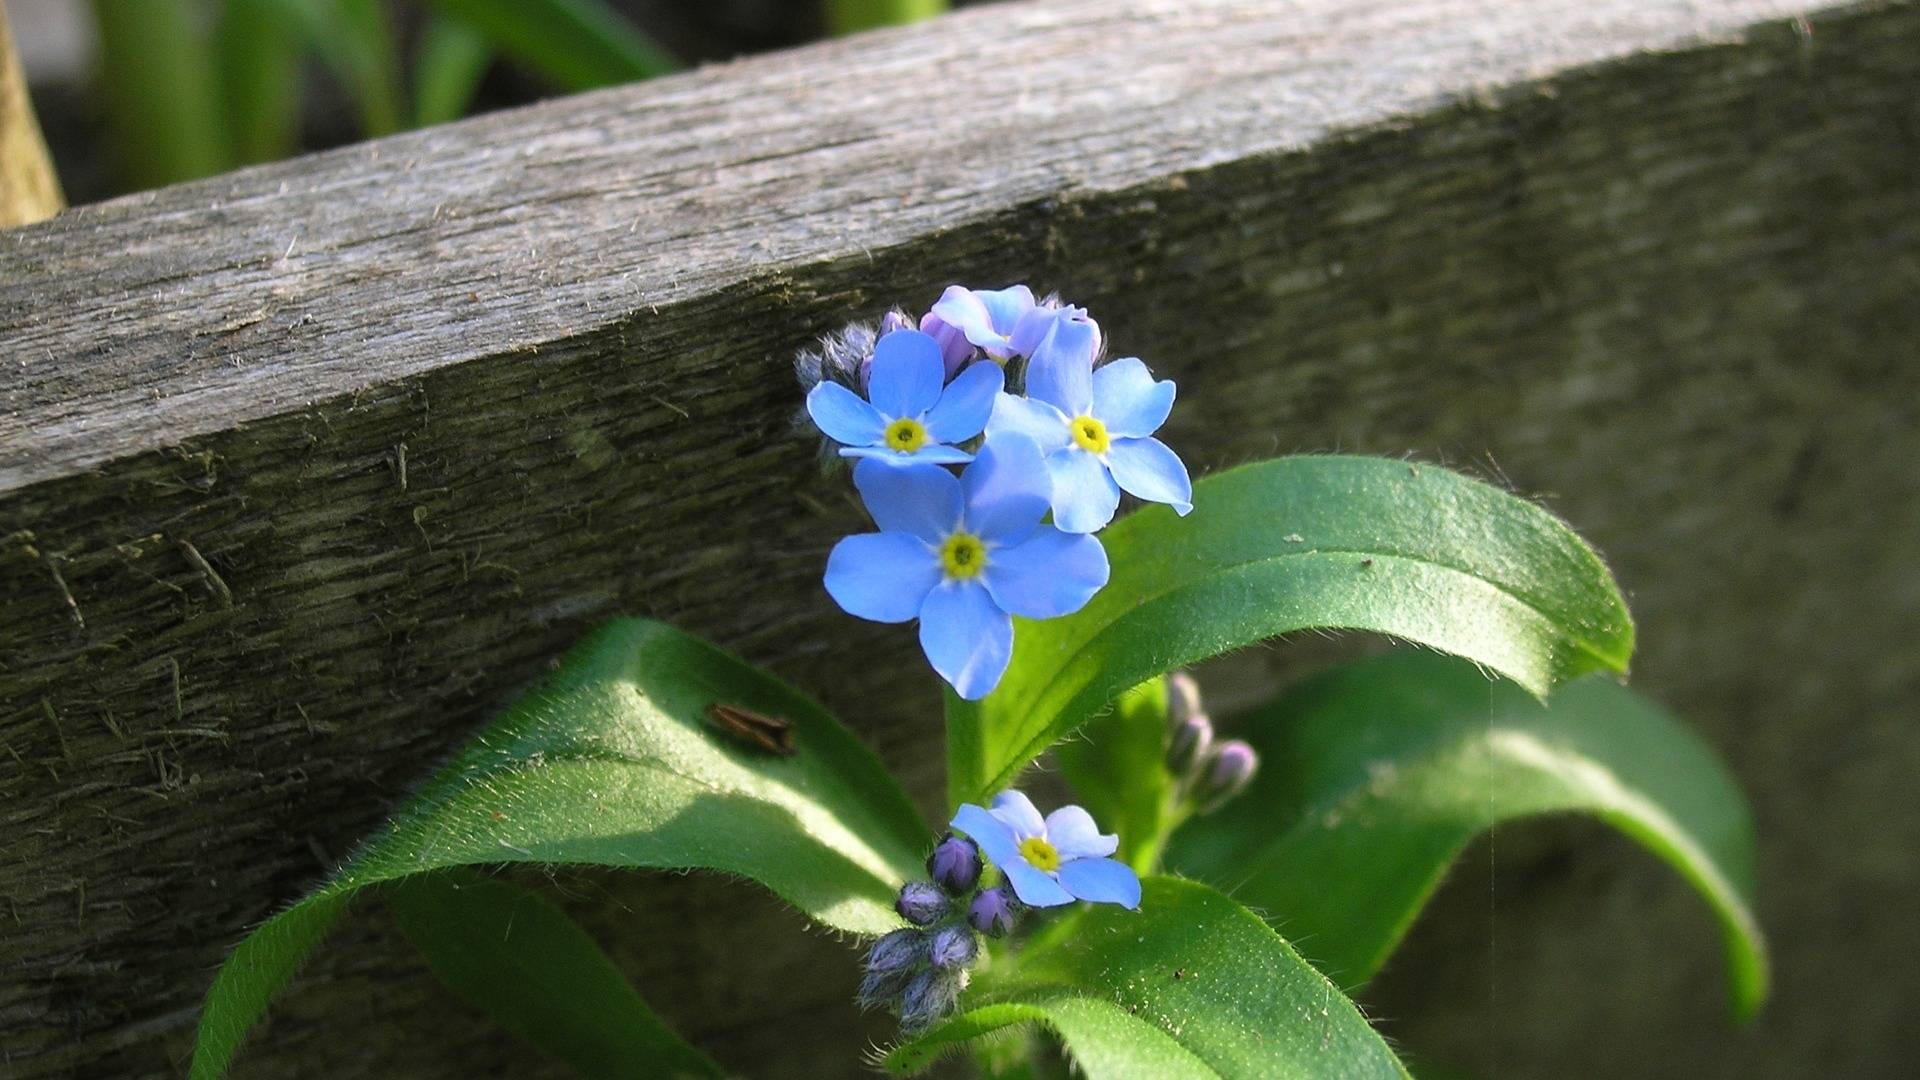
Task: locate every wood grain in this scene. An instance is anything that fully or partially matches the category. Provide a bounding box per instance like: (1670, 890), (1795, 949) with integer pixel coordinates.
(1, 0), (1915, 1076)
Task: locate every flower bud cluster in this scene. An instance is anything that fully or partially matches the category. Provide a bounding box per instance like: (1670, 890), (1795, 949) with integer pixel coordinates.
(858, 833), (1026, 1034)
(1164, 670), (1258, 814)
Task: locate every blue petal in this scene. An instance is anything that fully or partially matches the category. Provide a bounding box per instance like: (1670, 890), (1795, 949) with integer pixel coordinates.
(823, 533), (938, 623)
(982, 526), (1108, 619)
(1024, 318), (1097, 416)
(919, 310), (977, 377)
(923, 360), (1003, 444)
(867, 330), (946, 418)
(1106, 437), (1194, 515)
(841, 444), (975, 467)
(1004, 860), (1076, 907)
(806, 381), (885, 446)
(1043, 805), (1118, 860)
(1055, 857), (1142, 908)
(918, 581), (1013, 701)
(1006, 306), (1059, 358)
(985, 393), (1071, 454)
(853, 458), (963, 543)
(1046, 449), (1121, 534)
(930, 285), (1027, 354)
(989, 790), (1047, 839)
(951, 802), (1021, 870)
(974, 285), (1037, 337)
(1091, 357), (1175, 438)
(960, 433), (1052, 544)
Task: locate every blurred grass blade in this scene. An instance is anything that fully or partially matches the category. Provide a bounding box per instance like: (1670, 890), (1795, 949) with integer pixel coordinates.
(389, 870), (723, 1079)
(89, 0), (231, 187)
(187, 619), (926, 1078)
(887, 878), (1409, 1078)
(422, 0), (678, 90)
(413, 14), (493, 128)
(947, 455), (1635, 810)
(1053, 678), (1173, 873)
(217, 0), (304, 164)
(1166, 651), (1767, 1019)
(261, 0), (406, 137)
(828, 0), (950, 35)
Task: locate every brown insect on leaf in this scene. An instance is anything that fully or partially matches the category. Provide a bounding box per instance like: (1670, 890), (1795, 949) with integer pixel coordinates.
(704, 703), (796, 757)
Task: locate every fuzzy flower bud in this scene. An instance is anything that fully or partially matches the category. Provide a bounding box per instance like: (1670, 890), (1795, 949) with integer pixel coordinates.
(898, 968), (967, 1035)
(857, 928), (927, 1010)
(928, 924), (979, 970)
(878, 309), (917, 337)
(967, 887), (1020, 938)
(895, 880), (949, 926)
(1197, 739), (1259, 813)
(1167, 713), (1213, 776)
(1166, 670), (1204, 727)
(926, 834), (982, 895)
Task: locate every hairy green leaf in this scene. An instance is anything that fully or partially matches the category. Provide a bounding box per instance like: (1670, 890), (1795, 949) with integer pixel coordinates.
(389, 870), (722, 1079)
(1166, 651), (1766, 1018)
(888, 878), (1408, 1078)
(948, 455), (1634, 809)
(188, 619), (924, 1078)
(1053, 678), (1174, 872)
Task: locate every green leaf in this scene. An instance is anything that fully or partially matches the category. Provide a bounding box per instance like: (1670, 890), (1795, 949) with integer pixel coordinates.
(1053, 678), (1174, 872)
(89, 0), (232, 187)
(826, 0), (951, 35)
(421, 0), (678, 90)
(388, 869), (722, 1079)
(217, 0), (305, 164)
(947, 455), (1633, 810)
(412, 14), (494, 128)
(1165, 651), (1766, 1019)
(887, 878), (1409, 1078)
(188, 619), (925, 1078)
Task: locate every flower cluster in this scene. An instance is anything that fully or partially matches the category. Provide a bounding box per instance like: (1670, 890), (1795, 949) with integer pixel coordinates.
(860, 790), (1139, 1034)
(1164, 671), (1258, 814)
(803, 285), (1193, 699)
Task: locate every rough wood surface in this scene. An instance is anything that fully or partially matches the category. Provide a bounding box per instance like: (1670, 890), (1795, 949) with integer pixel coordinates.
(1, 0), (1915, 1076)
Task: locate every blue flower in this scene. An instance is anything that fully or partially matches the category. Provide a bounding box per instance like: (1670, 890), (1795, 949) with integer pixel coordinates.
(926, 284), (1089, 362)
(807, 329), (1003, 467)
(950, 790), (1141, 909)
(986, 318), (1193, 533)
(823, 435), (1109, 700)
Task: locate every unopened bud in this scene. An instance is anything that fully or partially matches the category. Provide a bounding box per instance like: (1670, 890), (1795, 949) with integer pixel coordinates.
(928, 924), (979, 970)
(927, 834), (982, 895)
(895, 881), (949, 926)
(898, 968), (967, 1035)
(1167, 713), (1213, 776)
(917, 309), (975, 379)
(967, 887), (1021, 938)
(1197, 740), (1258, 813)
(857, 928), (927, 1010)
(878, 309), (918, 337)
(1165, 670), (1204, 727)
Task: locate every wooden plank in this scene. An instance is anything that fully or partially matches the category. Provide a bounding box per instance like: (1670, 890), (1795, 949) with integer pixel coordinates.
(1, 0), (1915, 1076)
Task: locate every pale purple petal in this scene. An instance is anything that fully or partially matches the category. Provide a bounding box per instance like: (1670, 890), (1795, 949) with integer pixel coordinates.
(841, 444), (975, 467)
(1106, 437), (1194, 515)
(985, 393), (1071, 454)
(1046, 449), (1121, 534)
(919, 310), (976, 377)
(1003, 860), (1076, 907)
(918, 581), (1013, 701)
(823, 533), (938, 623)
(930, 285), (1034, 355)
(1043, 805), (1119, 860)
(1024, 318), (1097, 416)
(1054, 857), (1141, 908)
(989, 790), (1047, 840)
(1091, 357), (1175, 438)
(806, 382), (886, 446)
(867, 330), (946, 418)
(1006, 306), (1059, 358)
(982, 526), (1108, 619)
(951, 803), (1021, 870)
(960, 433), (1051, 545)
(853, 458), (963, 543)
(923, 360), (1003, 444)
(973, 285), (1037, 339)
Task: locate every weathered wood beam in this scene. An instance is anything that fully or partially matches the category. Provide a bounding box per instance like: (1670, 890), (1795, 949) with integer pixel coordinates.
(2, 1), (1916, 1076)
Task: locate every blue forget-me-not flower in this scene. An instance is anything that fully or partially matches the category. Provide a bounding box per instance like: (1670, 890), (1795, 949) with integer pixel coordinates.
(823, 435), (1109, 700)
(807, 328), (1003, 467)
(950, 790), (1141, 909)
(986, 317), (1193, 533)
(925, 284), (1099, 364)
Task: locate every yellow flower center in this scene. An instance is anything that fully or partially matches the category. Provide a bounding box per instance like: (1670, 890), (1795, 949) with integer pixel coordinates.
(939, 532), (987, 580)
(1018, 836), (1061, 873)
(884, 417), (928, 453)
(1070, 415), (1110, 455)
